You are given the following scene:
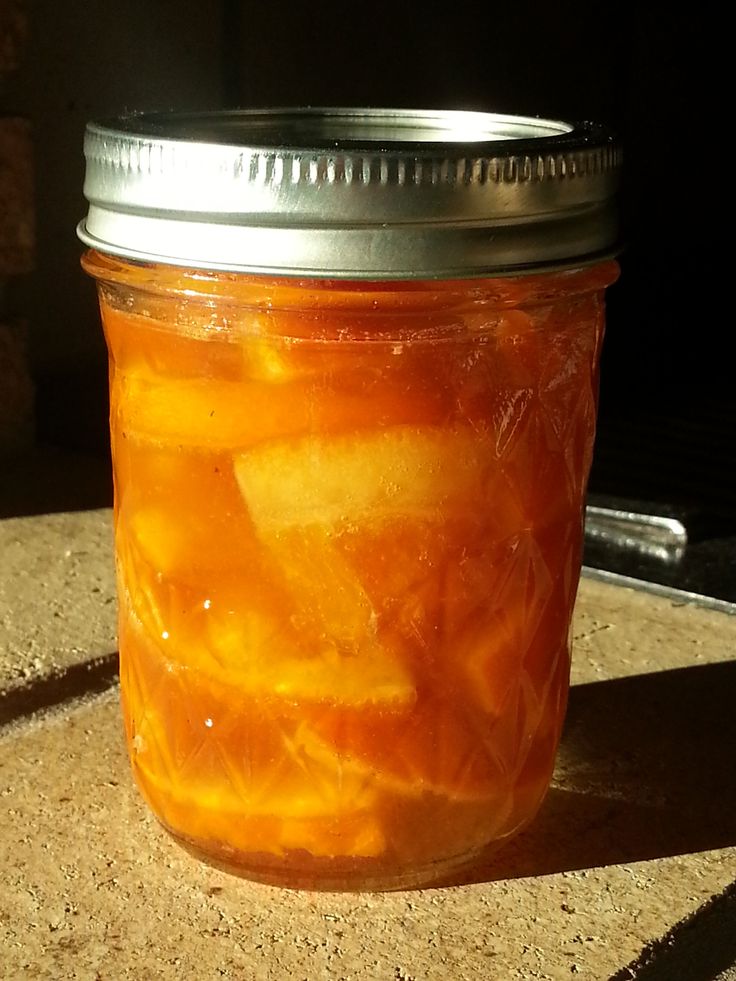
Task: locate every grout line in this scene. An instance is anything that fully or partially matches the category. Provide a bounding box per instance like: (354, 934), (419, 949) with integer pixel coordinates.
(0, 652), (119, 730)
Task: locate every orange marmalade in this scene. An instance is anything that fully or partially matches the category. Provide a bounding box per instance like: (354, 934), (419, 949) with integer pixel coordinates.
(82, 251), (618, 888)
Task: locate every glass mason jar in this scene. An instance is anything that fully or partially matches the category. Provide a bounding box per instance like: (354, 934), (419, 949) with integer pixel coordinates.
(78, 109), (620, 890)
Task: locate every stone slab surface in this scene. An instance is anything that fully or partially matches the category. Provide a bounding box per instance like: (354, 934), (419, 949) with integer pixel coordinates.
(1, 693), (734, 981)
(0, 508), (115, 692)
(1, 508), (735, 979)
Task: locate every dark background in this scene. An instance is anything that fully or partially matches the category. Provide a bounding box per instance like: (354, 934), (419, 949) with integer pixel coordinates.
(9, 2), (733, 528)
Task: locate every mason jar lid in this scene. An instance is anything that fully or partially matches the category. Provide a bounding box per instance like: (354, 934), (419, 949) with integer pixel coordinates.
(77, 107), (621, 279)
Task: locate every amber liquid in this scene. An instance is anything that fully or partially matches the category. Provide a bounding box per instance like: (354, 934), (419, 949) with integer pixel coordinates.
(87, 254), (617, 889)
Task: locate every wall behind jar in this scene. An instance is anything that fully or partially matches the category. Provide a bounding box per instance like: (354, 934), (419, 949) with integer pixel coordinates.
(11, 0), (225, 453)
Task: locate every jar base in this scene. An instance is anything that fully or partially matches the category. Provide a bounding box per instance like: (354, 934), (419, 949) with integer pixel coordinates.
(160, 817), (533, 892)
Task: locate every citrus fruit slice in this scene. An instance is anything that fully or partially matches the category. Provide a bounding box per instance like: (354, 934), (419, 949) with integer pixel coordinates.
(302, 696), (509, 802)
(117, 533), (415, 707)
(120, 624), (388, 857)
(234, 424), (490, 532)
